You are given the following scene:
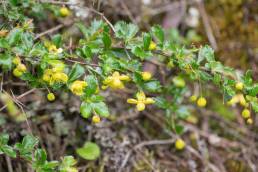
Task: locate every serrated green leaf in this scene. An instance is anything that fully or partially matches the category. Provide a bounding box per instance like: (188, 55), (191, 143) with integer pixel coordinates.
(198, 45), (214, 64)
(7, 28), (22, 45)
(80, 102), (92, 118)
(0, 133), (9, 145)
(85, 75), (98, 97)
(151, 25), (164, 44)
(0, 53), (12, 71)
(114, 21), (139, 41)
(92, 102), (109, 117)
(1, 145), (16, 158)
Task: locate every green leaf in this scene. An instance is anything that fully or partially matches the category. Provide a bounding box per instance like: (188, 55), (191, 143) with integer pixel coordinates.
(85, 75), (98, 96)
(21, 135), (39, 151)
(68, 64), (85, 83)
(80, 102), (92, 118)
(143, 32), (151, 50)
(102, 32), (111, 49)
(76, 142), (100, 160)
(143, 80), (161, 92)
(154, 97), (169, 109)
(0, 133), (9, 145)
(0, 38), (9, 48)
(151, 25), (164, 44)
(43, 161), (59, 169)
(0, 53), (12, 71)
(251, 101), (258, 112)
(35, 149), (47, 165)
(51, 34), (62, 47)
(198, 45), (214, 64)
(81, 45), (93, 59)
(175, 124), (184, 135)
(92, 102), (109, 117)
(114, 21), (139, 41)
(131, 46), (150, 60)
(247, 84), (258, 97)
(1, 145), (16, 158)
(7, 28), (22, 45)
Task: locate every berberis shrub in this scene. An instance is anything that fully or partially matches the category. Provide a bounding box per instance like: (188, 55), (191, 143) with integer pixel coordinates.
(0, 1), (257, 171)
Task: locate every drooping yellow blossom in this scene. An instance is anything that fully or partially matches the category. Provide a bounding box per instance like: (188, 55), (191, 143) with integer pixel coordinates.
(127, 91), (155, 111)
(12, 56), (21, 65)
(70, 80), (87, 96)
(47, 44), (63, 54)
(148, 41), (157, 50)
(60, 7), (70, 17)
(175, 139), (185, 150)
(235, 82), (244, 91)
(197, 97), (207, 107)
(42, 68), (68, 85)
(141, 71), (152, 81)
(47, 93), (55, 101)
(227, 94), (248, 107)
(102, 71), (130, 90)
(12, 59), (27, 78)
(189, 95), (197, 102)
(246, 118), (253, 125)
(92, 115), (101, 124)
(241, 109), (250, 119)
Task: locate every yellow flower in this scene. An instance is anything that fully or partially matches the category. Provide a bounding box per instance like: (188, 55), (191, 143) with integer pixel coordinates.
(16, 64), (27, 72)
(241, 109), (250, 119)
(141, 71), (152, 81)
(92, 115), (101, 124)
(102, 71), (130, 89)
(148, 41), (156, 50)
(175, 139), (185, 150)
(60, 7), (70, 17)
(127, 91), (155, 111)
(197, 97), (207, 107)
(12, 57), (21, 65)
(13, 68), (23, 77)
(48, 44), (57, 52)
(235, 82), (244, 91)
(70, 80), (87, 96)
(246, 118), (253, 125)
(189, 95), (197, 102)
(47, 93), (55, 101)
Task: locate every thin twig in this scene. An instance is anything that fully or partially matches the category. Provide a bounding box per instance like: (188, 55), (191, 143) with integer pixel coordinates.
(0, 88), (36, 111)
(38, 0), (79, 5)
(34, 24), (64, 40)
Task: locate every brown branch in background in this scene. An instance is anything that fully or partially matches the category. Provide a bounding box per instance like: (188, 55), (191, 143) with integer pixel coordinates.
(34, 24), (64, 40)
(196, 0), (218, 51)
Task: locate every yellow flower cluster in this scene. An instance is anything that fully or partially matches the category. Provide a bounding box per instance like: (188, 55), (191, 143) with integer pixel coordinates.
(227, 94), (248, 107)
(42, 68), (68, 85)
(127, 91), (155, 111)
(102, 71), (130, 90)
(70, 80), (87, 96)
(12, 57), (27, 77)
(48, 44), (63, 54)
